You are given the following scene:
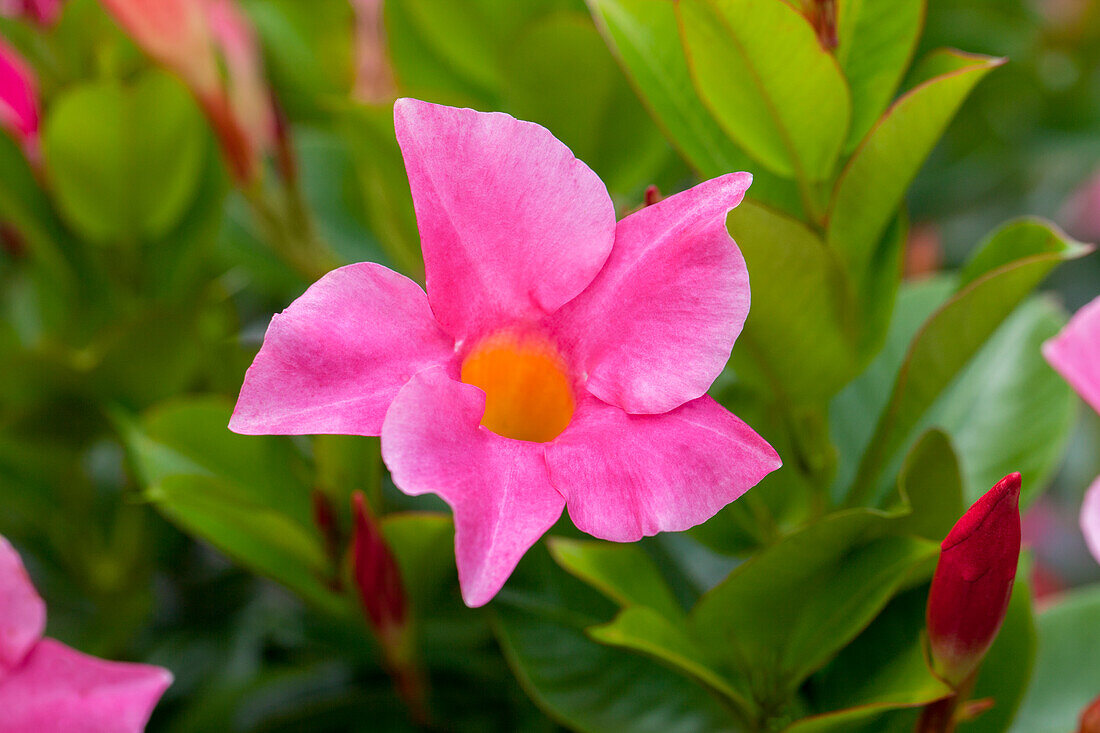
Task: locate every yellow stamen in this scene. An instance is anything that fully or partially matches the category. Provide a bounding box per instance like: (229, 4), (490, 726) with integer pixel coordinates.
(460, 332), (574, 443)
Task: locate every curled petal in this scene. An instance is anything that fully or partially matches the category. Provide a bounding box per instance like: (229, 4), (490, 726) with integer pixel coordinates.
(0, 536), (45, 673)
(394, 98), (615, 340)
(545, 393), (780, 542)
(0, 639), (171, 733)
(230, 263), (454, 437)
(1043, 295), (1100, 415)
(1082, 476), (1100, 565)
(550, 173), (752, 414)
(381, 367), (565, 607)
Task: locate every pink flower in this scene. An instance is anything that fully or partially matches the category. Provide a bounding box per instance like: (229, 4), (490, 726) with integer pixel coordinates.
(926, 473), (1022, 687)
(99, 0), (274, 183)
(1043, 295), (1100, 564)
(0, 38), (39, 162)
(0, 0), (64, 25)
(0, 535), (172, 732)
(230, 99), (781, 607)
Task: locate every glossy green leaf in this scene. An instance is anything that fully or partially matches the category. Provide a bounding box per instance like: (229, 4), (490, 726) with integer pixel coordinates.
(503, 12), (672, 193)
(847, 219), (1089, 504)
(677, 0), (851, 181)
(727, 200), (858, 403)
(147, 474), (346, 615)
(827, 50), (1002, 286)
(381, 512), (456, 613)
(890, 429), (964, 542)
(690, 511), (938, 692)
(494, 547), (738, 733)
(585, 0), (745, 176)
(42, 70), (206, 244)
(795, 587), (952, 732)
(1010, 584), (1100, 733)
(835, 0), (925, 151)
(588, 606), (752, 712)
(548, 538), (684, 622)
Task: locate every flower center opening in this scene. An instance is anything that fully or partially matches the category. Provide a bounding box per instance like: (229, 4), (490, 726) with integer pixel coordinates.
(460, 331), (574, 443)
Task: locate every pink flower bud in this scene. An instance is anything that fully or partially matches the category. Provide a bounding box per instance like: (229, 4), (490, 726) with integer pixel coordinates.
(1080, 692), (1100, 733)
(927, 472), (1022, 686)
(0, 0), (64, 25)
(351, 491), (407, 634)
(0, 38), (40, 161)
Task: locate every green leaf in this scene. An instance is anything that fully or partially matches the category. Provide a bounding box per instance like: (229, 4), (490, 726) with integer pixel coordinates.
(585, 0), (745, 176)
(827, 50), (1002, 286)
(548, 538), (684, 622)
(677, 0), (851, 181)
(494, 547), (738, 733)
(42, 70), (206, 244)
(690, 511), (938, 693)
(846, 218), (1089, 505)
(381, 513), (456, 613)
(890, 429), (964, 542)
(795, 587), (953, 732)
(1010, 584), (1100, 733)
(147, 474), (346, 615)
(835, 0), (924, 151)
(962, 571), (1035, 733)
(726, 200), (858, 404)
(503, 12), (672, 194)
(588, 606), (752, 713)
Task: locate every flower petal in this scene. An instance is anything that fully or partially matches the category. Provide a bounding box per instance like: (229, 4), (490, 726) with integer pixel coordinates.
(0, 536), (45, 673)
(230, 262), (454, 436)
(0, 38), (39, 142)
(394, 98), (616, 340)
(545, 393), (780, 542)
(1083, 476), (1100, 566)
(381, 367), (565, 607)
(1043, 294), (1100, 415)
(550, 173), (752, 414)
(0, 638), (171, 733)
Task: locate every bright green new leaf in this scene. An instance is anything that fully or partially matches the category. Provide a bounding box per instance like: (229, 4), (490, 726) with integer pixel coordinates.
(827, 50), (1002, 287)
(1010, 584), (1100, 733)
(846, 218), (1089, 505)
(677, 0), (851, 181)
(727, 200), (859, 404)
(548, 538), (684, 622)
(43, 70), (206, 245)
(835, 0), (925, 151)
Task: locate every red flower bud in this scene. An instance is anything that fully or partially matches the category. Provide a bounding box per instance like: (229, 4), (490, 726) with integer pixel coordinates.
(927, 472), (1022, 686)
(1081, 692), (1100, 733)
(351, 491), (407, 634)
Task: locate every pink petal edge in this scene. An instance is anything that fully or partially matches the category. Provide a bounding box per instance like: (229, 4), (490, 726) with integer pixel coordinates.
(0, 536), (45, 673)
(1083, 476), (1100, 566)
(230, 262), (455, 437)
(545, 393), (781, 542)
(380, 367), (565, 607)
(394, 98), (616, 341)
(1042, 294), (1100, 415)
(0, 638), (172, 733)
(549, 172), (753, 415)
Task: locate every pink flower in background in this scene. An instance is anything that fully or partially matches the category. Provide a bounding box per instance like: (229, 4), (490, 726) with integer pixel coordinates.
(0, 535), (171, 732)
(98, 0), (275, 183)
(0, 38), (39, 162)
(0, 0), (64, 25)
(231, 99), (781, 607)
(1043, 295), (1100, 564)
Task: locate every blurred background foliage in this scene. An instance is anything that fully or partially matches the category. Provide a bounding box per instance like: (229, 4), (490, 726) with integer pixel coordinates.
(0, 0), (1098, 730)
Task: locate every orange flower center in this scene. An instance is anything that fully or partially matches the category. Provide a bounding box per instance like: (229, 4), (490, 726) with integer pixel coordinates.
(460, 331), (574, 443)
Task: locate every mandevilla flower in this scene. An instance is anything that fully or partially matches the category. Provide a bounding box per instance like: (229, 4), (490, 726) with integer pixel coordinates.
(98, 0), (275, 183)
(231, 99), (781, 606)
(351, 491), (407, 636)
(0, 38), (39, 162)
(926, 472), (1022, 687)
(0, 535), (171, 731)
(1043, 295), (1100, 564)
